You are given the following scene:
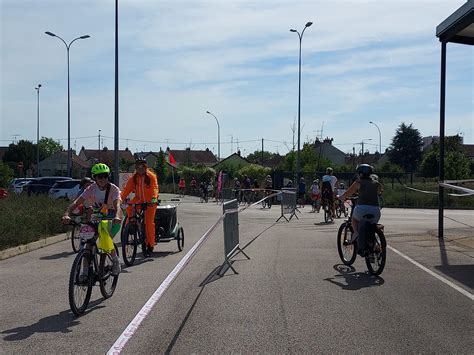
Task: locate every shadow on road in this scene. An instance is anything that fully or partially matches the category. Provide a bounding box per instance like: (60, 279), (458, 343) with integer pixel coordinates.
(324, 264), (385, 290)
(40, 251), (75, 260)
(1, 301), (105, 341)
(434, 264), (474, 290)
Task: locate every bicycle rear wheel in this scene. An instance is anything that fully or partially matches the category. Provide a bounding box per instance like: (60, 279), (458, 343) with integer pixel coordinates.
(99, 245), (119, 298)
(324, 204), (330, 223)
(365, 229), (386, 275)
(121, 222), (138, 267)
(337, 222), (357, 265)
(71, 224), (81, 253)
(177, 227), (184, 251)
(69, 248), (93, 316)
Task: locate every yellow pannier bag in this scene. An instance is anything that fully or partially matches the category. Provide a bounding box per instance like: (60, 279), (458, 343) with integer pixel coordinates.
(97, 220), (115, 253)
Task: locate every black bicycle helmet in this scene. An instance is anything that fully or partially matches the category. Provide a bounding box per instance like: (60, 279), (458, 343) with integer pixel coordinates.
(356, 164), (374, 179)
(135, 157), (147, 165)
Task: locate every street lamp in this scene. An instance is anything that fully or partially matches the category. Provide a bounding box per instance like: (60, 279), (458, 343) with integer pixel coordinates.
(290, 21), (313, 181)
(35, 84), (42, 177)
(45, 31), (90, 177)
(369, 121), (382, 154)
(206, 111), (220, 162)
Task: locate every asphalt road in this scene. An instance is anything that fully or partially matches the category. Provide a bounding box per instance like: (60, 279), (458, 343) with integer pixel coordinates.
(1, 195), (472, 354)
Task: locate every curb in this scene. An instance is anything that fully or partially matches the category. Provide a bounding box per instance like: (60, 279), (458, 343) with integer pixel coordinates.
(0, 233), (70, 261)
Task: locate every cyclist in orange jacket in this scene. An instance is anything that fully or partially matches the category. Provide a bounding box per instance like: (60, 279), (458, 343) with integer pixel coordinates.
(121, 157), (159, 253)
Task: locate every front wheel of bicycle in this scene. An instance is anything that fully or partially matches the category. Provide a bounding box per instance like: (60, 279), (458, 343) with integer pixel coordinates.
(71, 224), (81, 253)
(139, 223), (149, 258)
(337, 222), (357, 265)
(69, 248), (93, 316)
(99, 245), (119, 298)
(365, 229), (387, 276)
(177, 228), (184, 251)
(122, 223), (137, 267)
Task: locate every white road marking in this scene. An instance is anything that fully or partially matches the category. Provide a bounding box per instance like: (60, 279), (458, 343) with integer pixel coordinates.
(107, 215), (224, 354)
(388, 245), (474, 301)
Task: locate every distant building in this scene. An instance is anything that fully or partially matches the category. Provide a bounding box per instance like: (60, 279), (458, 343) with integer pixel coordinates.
(166, 147), (217, 167)
(213, 152), (252, 171)
(38, 151), (90, 177)
(78, 147), (135, 170)
(135, 151), (161, 168)
(314, 137), (347, 166)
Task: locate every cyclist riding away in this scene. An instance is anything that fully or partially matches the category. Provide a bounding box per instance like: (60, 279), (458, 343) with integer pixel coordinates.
(62, 163), (122, 276)
(298, 177), (306, 207)
(178, 177), (186, 196)
(322, 167), (338, 218)
(339, 164), (383, 251)
(121, 157), (159, 254)
(190, 177), (197, 195)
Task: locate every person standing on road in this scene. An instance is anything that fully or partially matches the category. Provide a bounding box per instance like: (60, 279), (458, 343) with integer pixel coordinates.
(178, 177), (186, 197)
(121, 157), (159, 254)
(310, 179), (321, 213)
(298, 177), (306, 208)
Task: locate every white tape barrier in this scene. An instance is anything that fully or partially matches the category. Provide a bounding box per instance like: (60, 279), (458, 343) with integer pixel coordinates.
(439, 182), (474, 196)
(401, 182), (474, 197)
(107, 214), (225, 354)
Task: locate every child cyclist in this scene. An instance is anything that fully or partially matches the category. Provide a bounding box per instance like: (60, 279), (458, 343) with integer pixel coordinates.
(62, 163), (122, 276)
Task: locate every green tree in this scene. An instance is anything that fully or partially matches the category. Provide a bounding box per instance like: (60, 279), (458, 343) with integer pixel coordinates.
(387, 123), (423, 172)
(38, 137), (63, 160)
(153, 151), (169, 183)
(3, 140), (36, 172)
(0, 162), (14, 187)
(235, 164), (271, 184)
(421, 136), (471, 179)
(246, 150), (275, 165)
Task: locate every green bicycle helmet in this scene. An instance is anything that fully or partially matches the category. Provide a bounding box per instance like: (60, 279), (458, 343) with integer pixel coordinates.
(91, 163), (110, 175)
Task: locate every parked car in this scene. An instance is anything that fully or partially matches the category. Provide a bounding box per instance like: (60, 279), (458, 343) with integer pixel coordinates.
(49, 179), (81, 200)
(8, 178), (37, 194)
(26, 177), (72, 196)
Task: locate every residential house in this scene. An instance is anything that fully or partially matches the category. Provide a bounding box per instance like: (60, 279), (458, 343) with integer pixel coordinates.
(167, 148), (217, 167)
(135, 151), (161, 168)
(461, 144), (474, 161)
(314, 138), (347, 166)
(213, 152), (252, 171)
(79, 147), (135, 171)
(38, 151), (90, 177)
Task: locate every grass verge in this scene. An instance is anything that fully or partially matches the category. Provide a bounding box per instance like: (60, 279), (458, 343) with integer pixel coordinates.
(0, 194), (70, 251)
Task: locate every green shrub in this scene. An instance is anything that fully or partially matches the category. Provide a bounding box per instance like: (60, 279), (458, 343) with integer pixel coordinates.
(0, 194), (69, 250)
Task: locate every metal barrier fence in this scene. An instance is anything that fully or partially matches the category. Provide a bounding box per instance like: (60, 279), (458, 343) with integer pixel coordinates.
(277, 188), (297, 222)
(218, 199), (250, 276)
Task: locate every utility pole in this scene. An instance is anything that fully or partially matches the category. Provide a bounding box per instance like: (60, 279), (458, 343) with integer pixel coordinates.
(98, 129), (101, 162)
(261, 138), (264, 165)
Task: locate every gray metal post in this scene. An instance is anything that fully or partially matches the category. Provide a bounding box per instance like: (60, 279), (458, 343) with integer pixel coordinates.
(438, 42), (447, 239)
(114, 0), (120, 185)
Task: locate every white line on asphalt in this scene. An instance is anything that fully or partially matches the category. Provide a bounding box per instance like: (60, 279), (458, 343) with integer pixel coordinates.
(387, 245), (474, 301)
(106, 215), (224, 355)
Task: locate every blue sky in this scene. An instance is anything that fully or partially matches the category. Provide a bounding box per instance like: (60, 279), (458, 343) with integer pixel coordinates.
(1, 0), (472, 159)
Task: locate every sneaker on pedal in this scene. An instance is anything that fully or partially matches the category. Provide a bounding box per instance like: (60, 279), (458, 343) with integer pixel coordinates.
(112, 257), (121, 276)
(147, 245), (154, 254)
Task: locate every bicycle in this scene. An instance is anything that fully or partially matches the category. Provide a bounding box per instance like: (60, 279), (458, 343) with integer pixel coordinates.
(68, 213), (119, 315)
(321, 197), (333, 223)
(121, 202), (156, 266)
(335, 198), (348, 218)
(336, 197), (386, 275)
(261, 189), (272, 209)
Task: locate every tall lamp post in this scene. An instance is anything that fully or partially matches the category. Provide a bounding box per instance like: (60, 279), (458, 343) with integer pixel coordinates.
(35, 84), (42, 177)
(290, 21), (312, 181)
(206, 111), (220, 162)
(45, 31), (90, 177)
(369, 121), (382, 154)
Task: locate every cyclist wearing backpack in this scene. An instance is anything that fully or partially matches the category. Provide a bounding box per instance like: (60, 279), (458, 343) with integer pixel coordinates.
(62, 163), (122, 276)
(339, 164), (383, 247)
(121, 157), (159, 254)
(321, 167), (338, 218)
